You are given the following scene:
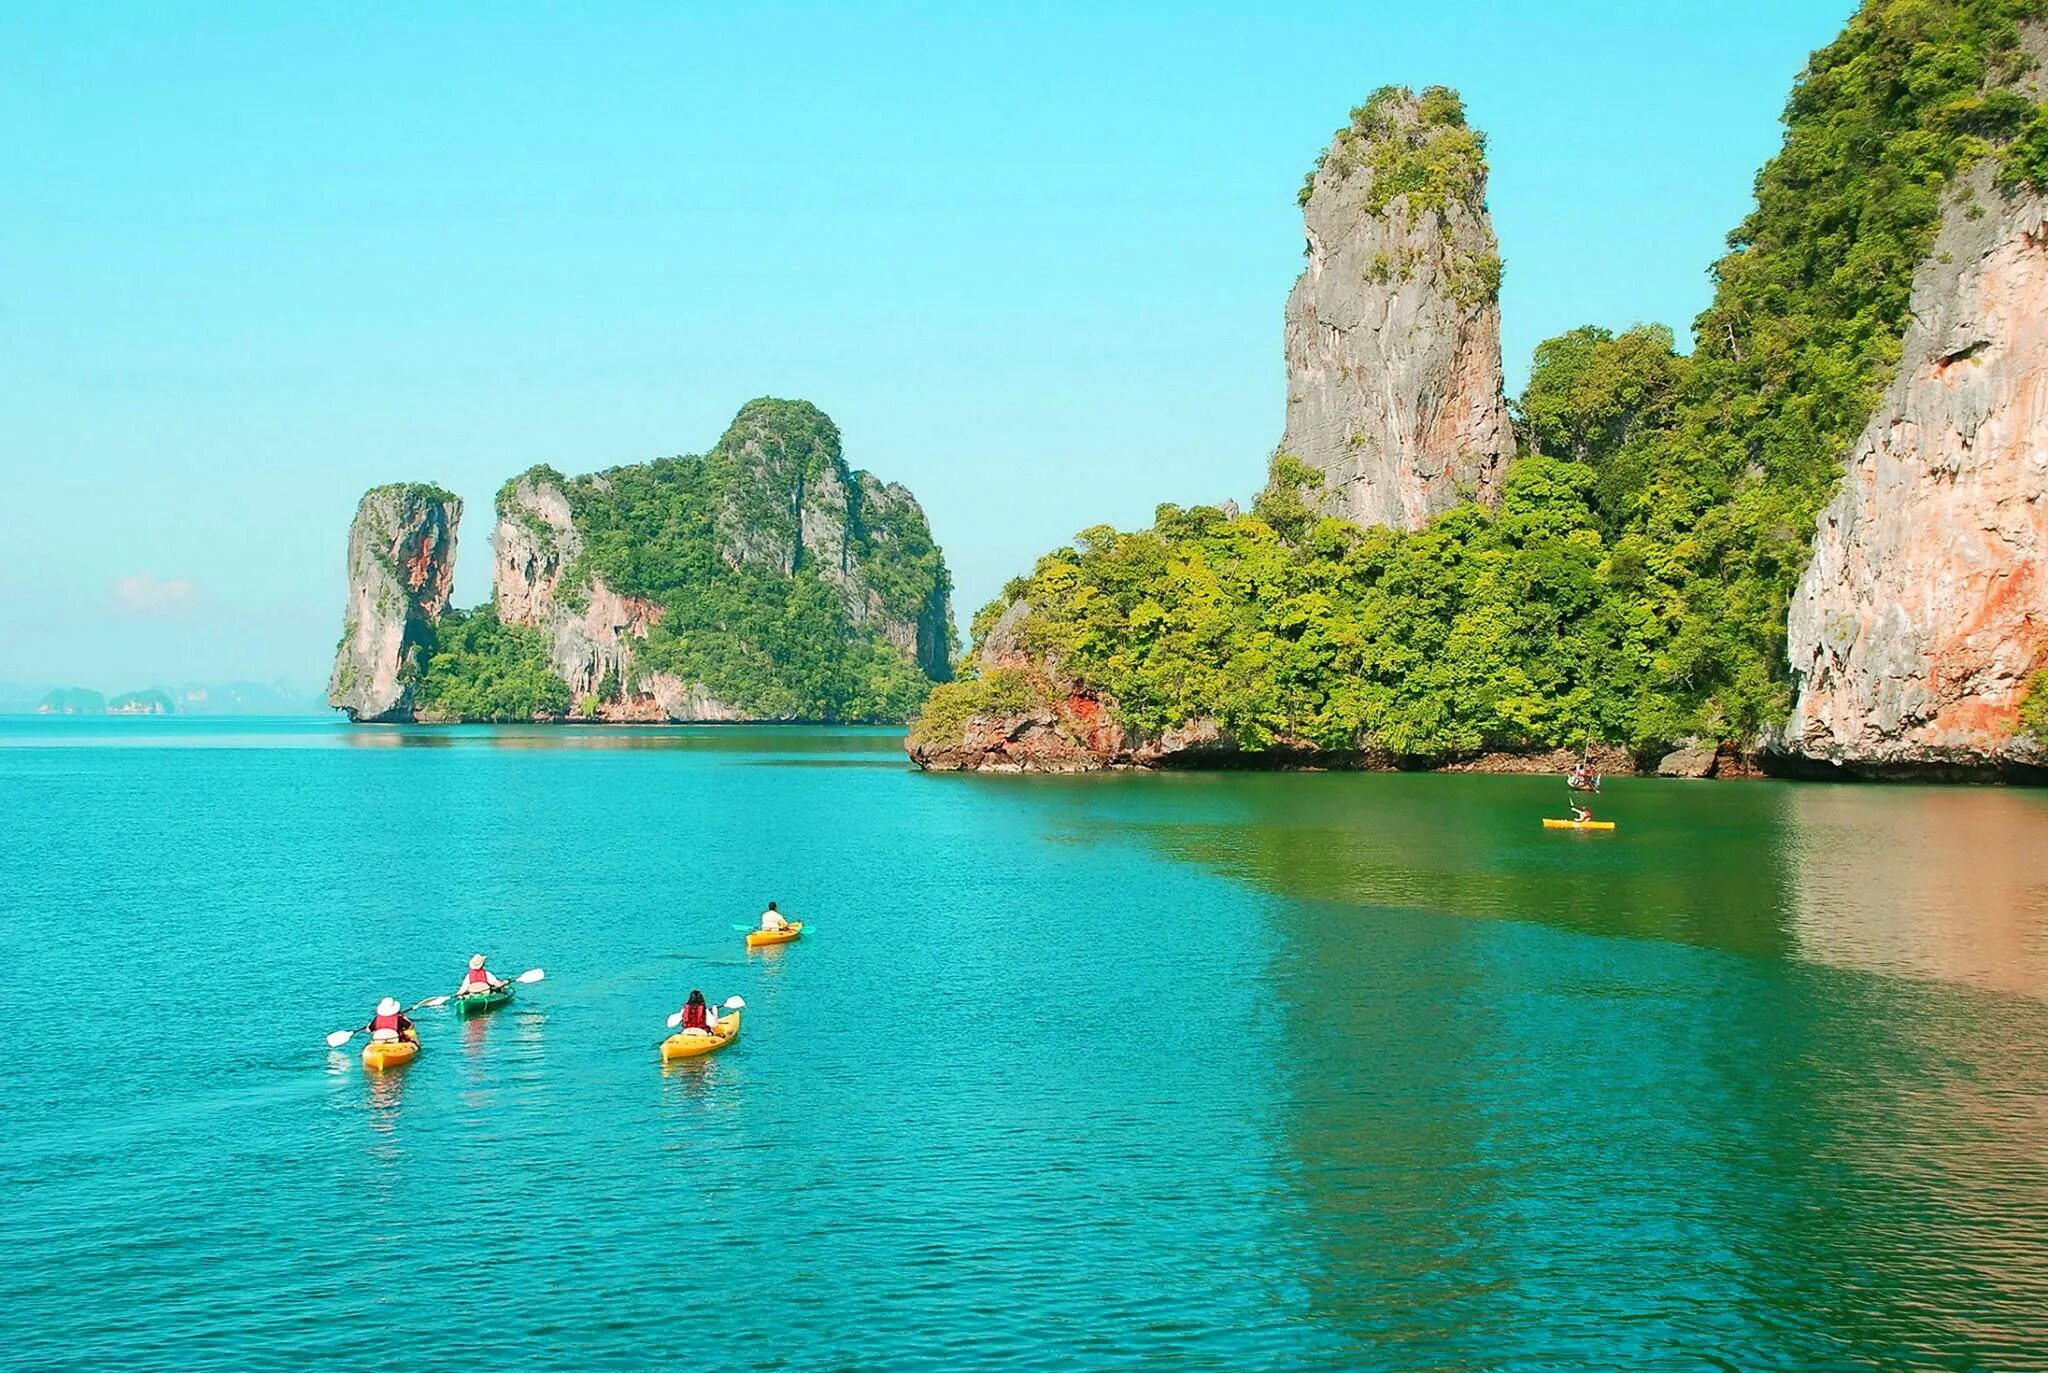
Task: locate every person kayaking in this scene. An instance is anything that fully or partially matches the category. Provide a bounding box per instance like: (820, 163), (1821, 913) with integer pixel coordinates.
(366, 997), (417, 1044)
(458, 953), (508, 997)
(1570, 803), (1594, 824)
(758, 902), (791, 933)
(676, 988), (719, 1036)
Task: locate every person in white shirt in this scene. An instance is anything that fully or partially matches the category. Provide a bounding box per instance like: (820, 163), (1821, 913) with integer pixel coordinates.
(457, 953), (507, 997)
(759, 902), (790, 932)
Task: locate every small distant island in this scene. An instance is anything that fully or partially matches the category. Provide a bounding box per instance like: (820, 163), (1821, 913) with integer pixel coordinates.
(327, 398), (955, 725)
(37, 687), (176, 715)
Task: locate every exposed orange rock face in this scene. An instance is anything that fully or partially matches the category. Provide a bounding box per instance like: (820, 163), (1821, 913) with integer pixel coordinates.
(1785, 166), (2048, 776)
(326, 485), (461, 723)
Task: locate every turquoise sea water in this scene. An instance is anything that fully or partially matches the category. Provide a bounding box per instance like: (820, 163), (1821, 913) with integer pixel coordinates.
(6, 717), (2048, 1369)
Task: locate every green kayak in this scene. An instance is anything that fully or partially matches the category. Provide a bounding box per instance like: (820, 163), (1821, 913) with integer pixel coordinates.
(453, 987), (514, 1018)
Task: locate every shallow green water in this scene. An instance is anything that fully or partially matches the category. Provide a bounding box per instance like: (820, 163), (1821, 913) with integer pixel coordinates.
(5, 718), (2047, 1368)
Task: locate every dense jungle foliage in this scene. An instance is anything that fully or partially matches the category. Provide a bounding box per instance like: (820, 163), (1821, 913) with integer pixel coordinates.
(917, 0), (2048, 758)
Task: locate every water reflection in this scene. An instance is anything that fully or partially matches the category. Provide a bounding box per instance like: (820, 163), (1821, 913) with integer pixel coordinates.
(363, 1061), (409, 1118)
(1782, 786), (2048, 999)
(336, 723), (906, 756)
(1041, 772), (2048, 1001)
(977, 769), (2048, 1361)
(1040, 772), (1804, 960)
(1216, 781), (2048, 1365)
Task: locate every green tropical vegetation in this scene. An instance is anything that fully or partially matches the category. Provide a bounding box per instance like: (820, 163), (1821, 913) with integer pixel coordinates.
(920, 0), (2048, 761)
(414, 606), (570, 722)
(2023, 672), (2048, 742)
(1299, 84), (1502, 306)
(418, 400), (949, 723)
(1301, 84), (1487, 215)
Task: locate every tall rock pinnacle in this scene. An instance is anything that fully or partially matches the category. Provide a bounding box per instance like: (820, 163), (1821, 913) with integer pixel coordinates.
(1278, 85), (1515, 529)
(326, 483), (461, 722)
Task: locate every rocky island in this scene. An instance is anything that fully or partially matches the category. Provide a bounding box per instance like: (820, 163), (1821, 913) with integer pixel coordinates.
(909, 4), (2048, 781)
(328, 399), (953, 724)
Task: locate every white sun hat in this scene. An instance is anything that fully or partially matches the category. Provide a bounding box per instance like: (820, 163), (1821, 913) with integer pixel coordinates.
(469, 954), (486, 969)
(377, 997), (400, 1016)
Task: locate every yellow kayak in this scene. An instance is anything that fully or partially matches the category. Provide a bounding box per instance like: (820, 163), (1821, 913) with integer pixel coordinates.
(1543, 818), (1617, 831)
(745, 921), (803, 950)
(362, 1034), (421, 1070)
(661, 1010), (741, 1061)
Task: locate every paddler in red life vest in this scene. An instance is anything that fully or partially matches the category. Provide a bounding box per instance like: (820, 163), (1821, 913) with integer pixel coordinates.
(676, 988), (719, 1036)
(1571, 803), (1594, 824)
(366, 997), (416, 1044)
(458, 953), (508, 998)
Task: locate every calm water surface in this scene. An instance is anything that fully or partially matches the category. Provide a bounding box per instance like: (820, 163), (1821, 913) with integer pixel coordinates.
(5, 718), (2047, 1369)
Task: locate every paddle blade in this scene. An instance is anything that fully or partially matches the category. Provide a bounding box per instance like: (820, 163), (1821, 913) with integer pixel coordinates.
(325, 1030), (354, 1048)
(415, 995), (449, 1010)
(731, 924), (755, 933)
(665, 1012), (682, 1028)
(515, 968), (545, 984)
(723, 995), (746, 1010)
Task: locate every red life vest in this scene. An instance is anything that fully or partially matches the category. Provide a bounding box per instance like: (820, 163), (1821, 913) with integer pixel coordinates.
(371, 1010), (403, 1032)
(680, 1001), (711, 1030)
(461, 969), (490, 988)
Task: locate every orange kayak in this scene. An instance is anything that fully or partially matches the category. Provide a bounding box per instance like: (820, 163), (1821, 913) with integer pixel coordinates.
(745, 921), (803, 950)
(660, 1010), (741, 1060)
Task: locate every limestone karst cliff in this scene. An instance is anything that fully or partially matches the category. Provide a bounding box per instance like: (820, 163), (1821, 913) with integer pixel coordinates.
(326, 484), (462, 722)
(329, 400), (954, 725)
(909, 6), (2048, 782)
(1278, 85), (1515, 529)
(1783, 164), (2048, 777)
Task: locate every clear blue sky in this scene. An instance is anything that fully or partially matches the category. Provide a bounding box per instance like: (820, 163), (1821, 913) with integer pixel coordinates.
(0, 0), (1858, 691)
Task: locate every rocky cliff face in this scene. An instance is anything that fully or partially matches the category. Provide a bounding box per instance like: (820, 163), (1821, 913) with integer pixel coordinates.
(481, 398), (952, 723)
(1783, 164), (2048, 777)
(327, 484), (461, 722)
(491, 470), (669, 714)
(492, 471), (733, 721)
(711, 401), (953, 680)
(1279, 85), (1515, 529)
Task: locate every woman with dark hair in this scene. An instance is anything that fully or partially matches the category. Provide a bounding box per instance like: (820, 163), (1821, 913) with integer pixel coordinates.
(677, 988), (716, 1036)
